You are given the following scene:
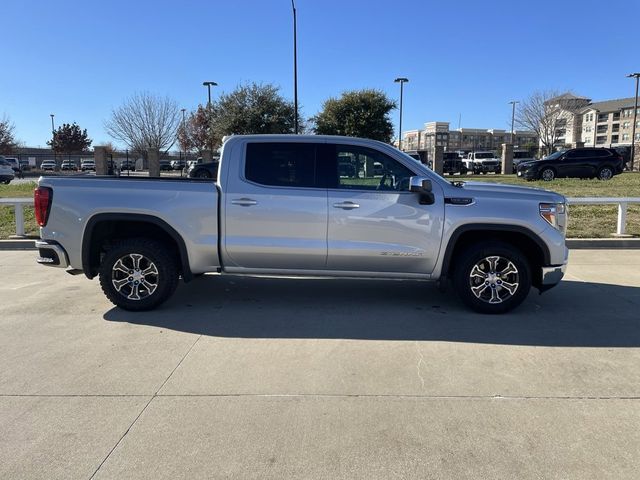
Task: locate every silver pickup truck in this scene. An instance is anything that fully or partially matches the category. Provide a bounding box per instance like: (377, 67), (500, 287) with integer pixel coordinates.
(34, 135), (568, 314)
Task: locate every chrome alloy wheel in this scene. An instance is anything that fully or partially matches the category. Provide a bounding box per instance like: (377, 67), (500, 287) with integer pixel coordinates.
(111, 253), (159, 301)
(599, 167), (613, 180)
(469, 255), (520, 304)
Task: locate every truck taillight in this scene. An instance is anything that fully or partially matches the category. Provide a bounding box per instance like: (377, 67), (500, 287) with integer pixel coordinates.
(34, 187), (53, 227)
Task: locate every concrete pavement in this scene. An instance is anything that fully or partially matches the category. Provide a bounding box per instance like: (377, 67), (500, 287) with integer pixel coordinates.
(0, 250), (639, 479)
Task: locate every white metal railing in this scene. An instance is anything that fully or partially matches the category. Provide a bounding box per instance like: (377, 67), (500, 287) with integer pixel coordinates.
(0, 196), (638, 238)
(567, 197), (640, 236)
(0, 198), (33, 237)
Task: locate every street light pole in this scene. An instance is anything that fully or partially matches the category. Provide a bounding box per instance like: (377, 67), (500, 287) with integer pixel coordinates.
(394, 77), (408, 150)
(509, 101), (519, 145)
(627, 73), (640, 171)
(181, 108), (186, 177)
(291, 0), (299, 134)
(50, 114), (55, 164)
(202, 81), (217, 153)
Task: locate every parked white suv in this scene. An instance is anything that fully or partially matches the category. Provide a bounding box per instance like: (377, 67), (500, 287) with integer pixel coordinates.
(463, 152), (501, 174)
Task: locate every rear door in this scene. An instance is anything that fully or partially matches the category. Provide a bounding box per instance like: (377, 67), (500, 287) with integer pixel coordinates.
(223, 142), (328, 270)
(325, 143), (444, 275)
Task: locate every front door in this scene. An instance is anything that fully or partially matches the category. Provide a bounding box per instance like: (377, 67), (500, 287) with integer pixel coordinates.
(325, 144), (444, 275)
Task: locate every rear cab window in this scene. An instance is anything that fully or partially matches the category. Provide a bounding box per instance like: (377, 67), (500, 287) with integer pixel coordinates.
(245, 142), (319, 188)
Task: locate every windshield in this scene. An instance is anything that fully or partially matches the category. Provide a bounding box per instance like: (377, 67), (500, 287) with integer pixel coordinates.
(543, 150), (566, 160)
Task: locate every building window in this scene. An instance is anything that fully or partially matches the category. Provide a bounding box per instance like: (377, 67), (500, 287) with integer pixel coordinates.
(622, 134), (630, 141)
(596, 136), (607, 144)
(611, 135), (619, 143)
(597, 113), (609, 122)
(623, 122), (630, 129)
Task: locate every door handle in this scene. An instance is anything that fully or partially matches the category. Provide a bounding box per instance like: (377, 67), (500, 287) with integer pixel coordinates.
(231, 198), (258, 207)
(333, 201), (360, 210)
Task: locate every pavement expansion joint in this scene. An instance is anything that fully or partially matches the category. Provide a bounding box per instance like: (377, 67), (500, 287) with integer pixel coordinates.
(87, 334), (202, 480)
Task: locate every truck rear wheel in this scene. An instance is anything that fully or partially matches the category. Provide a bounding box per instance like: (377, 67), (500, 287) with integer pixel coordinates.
(453, 241), (531, 314)
(98, 238), (179, 311)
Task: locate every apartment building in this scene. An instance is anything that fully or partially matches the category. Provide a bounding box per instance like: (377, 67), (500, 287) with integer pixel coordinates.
(401, 121), (537, 156)
(580, 98), (639, 147)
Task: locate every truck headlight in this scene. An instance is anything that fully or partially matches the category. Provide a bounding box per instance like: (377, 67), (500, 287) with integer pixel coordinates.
(539, 202), (567, 233)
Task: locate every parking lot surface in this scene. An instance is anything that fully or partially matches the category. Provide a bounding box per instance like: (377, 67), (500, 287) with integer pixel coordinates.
(1, 249), (639, 479)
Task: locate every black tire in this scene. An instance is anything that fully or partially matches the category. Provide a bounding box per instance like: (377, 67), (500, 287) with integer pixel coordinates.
(98, 238), (179, 311)
(453, 241), (531, 314)
(597, 166), (614, 181)
(539, 167), (555, 181)
(194, 169), (212, 179)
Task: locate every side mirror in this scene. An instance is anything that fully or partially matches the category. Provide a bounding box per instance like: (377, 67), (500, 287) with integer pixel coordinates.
(409, 176), (435, 205)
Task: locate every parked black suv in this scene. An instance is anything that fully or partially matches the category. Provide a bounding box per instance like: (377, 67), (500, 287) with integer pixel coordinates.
(517, 148), (624, 181)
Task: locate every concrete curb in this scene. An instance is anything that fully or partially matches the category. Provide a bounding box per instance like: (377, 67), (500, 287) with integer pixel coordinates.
(0, 239), (37, 250)
(566, 238), (640, 249)
(1, 238), (639, 251)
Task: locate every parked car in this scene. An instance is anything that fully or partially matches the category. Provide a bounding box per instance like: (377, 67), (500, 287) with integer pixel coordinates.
(3, 157), (21, 172)
(35, 134), (568, 314)
(442, 152), (468, 175)
(159, 160), (172, 171)
(170, 159), (186, 170)
(0, 158), (15, 184)
(512, 150), (536, 173)
(80, 159), (96, 171)
(463, 152), (501, 174)
(61, 160), (78, 171)
(19, 159), (31, 171)
(188, 161), (219, 179)
(517, 148), (624, 181)
(40, 160), (57, 171)
(120, 159), (136, 171)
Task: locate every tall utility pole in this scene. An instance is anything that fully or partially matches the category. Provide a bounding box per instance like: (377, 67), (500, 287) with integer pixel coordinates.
(291, 0), (299, 134)
(203, 81), (217, 153)
(509, 100), (519, 144)
(181, 108), (186, 177)
(394, 77), (409, 150)
(627, 73), (640, 171)
(50, 114), (56, 163)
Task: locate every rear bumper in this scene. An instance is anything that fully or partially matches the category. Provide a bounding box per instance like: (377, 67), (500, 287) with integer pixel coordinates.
(35, 240), (69, 268)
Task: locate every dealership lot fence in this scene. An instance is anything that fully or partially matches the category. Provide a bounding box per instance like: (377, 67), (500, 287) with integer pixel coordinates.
(2, 196), (639, 239)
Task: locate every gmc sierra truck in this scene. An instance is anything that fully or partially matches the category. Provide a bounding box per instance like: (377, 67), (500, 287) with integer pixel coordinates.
(34, 135), (568, 314)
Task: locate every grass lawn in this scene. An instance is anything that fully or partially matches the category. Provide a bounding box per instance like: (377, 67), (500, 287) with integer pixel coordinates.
(1, 175), (639, 239)
(456, 172), (640, 238)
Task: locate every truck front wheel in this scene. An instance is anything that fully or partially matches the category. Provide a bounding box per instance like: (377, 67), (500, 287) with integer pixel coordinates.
(98, 238), (179, 311)
(453, 241), (531, 314)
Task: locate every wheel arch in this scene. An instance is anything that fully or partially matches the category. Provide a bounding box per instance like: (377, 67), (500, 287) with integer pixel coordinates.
(440, 224), (550, 288)
(81, 213), (193, 282)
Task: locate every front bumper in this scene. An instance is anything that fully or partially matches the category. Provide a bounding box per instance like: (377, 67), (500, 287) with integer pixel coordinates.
(35, 240), (69, 268)
(517, 168), (538, 180)
(541, 263), (566, 286)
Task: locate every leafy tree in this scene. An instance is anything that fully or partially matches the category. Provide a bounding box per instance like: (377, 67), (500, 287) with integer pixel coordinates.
(47, 122), (92, 153)
(179, 83), (299, 154)
(0, 115), (19, 154)
(313, 89), (396, 142)
(105, 92), (180, 158)
(213, 83), (298, 139)
(178, 105), (215, 154)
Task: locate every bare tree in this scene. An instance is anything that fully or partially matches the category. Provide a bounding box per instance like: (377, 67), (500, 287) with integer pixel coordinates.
(0, 114), (19, 154)
(104, 92), (181, 158)
(515, 90), (587, 156)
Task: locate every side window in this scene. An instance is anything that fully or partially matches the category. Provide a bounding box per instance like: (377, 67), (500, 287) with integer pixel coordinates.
(330, 145), (415, 191)
(245, 143), (318, 188)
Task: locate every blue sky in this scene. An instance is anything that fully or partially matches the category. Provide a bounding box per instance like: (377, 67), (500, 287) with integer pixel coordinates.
(2, 0), (638, 148)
